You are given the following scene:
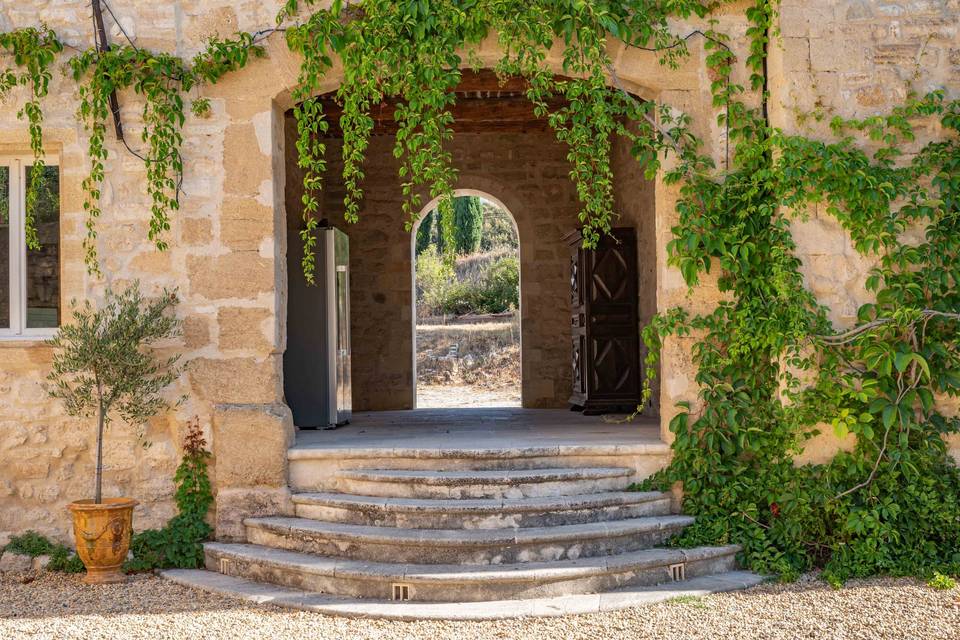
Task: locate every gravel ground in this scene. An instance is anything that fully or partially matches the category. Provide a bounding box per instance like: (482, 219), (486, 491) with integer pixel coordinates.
(1, 571), (958, 640)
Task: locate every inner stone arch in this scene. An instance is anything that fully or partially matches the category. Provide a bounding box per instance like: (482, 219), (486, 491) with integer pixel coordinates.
(410, 189), (522, 409)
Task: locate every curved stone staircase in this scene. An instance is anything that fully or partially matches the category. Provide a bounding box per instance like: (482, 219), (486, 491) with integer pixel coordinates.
(163, 443), (761, 619)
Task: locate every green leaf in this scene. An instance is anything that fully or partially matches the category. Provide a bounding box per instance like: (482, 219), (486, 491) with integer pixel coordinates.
(882, 404), (897, 429)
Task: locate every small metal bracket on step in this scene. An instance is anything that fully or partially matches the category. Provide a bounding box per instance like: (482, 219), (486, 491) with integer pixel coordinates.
(392, 583), (412, 601)
(669, 562), (686, 582)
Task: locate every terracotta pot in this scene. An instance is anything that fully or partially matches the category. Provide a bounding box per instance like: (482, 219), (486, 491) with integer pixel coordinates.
(68, 497), (138, 584)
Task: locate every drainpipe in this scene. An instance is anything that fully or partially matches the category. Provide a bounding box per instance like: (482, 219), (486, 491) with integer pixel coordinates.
(91, 0), (125, 141)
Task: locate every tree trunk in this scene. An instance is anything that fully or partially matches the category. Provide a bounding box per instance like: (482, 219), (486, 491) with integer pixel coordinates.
(95, 403), (105, 504)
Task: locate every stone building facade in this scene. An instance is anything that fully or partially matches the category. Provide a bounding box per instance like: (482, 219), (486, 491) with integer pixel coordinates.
(0, 0), (958, 545)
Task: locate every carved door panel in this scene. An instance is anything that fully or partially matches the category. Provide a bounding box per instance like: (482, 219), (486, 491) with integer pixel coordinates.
(586, 229), (639, 402)
(566, 228), (640, 412)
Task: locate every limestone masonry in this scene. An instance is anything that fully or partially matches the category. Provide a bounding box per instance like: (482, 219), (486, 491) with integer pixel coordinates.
(0, 0), (958, 545)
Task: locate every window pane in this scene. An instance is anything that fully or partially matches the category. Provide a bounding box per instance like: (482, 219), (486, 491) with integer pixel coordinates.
(0, 166), (8, 329)
(25, 165), (59, 329)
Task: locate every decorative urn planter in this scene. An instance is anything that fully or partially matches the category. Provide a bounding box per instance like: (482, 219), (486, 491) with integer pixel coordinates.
(68, 498), (138, 584)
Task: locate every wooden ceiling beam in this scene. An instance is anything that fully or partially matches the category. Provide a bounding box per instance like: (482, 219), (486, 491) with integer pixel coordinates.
(453, 69), (531, 93)
(287, 69), (581, 136)
(298, 95), (567, 136)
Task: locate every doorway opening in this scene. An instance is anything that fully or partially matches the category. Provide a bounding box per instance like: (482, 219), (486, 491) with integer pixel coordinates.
(412, 192), (521, 408)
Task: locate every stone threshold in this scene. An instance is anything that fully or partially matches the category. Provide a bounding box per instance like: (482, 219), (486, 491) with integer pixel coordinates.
(160, 568), (765, 620)
(288, 443), (671, 460)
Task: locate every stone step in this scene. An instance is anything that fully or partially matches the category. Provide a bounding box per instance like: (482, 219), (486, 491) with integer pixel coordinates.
(243, 515), (694, 564)
(163, 566), (764, 620)
(332, 467), (634, 499)
(203, 541), (742, 603)
(291, 491), (672, 529)
(287, 443), (672, 493)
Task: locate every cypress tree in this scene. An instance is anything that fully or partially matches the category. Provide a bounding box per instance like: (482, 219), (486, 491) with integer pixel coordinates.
(452, 196), (483, 254)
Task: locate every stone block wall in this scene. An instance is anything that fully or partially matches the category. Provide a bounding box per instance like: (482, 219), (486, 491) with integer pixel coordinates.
(612, 129), (659, 418)
(771, 0), (960, 460)
(0, 1), (300, 544)
(0, 0), (956, 545)
(285, 120), (628, 411)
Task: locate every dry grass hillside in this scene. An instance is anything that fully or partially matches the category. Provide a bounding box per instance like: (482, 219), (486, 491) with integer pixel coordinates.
(416, 314), (520, 392)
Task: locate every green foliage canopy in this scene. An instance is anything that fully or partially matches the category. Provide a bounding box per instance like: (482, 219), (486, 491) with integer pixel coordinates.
(45, 284), (183, 502)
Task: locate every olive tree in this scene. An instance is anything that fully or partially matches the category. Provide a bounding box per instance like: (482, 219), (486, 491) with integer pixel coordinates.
(45, 284), (183, 503)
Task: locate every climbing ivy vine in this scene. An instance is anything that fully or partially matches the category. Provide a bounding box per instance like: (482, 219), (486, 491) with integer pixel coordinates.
(282, 0), (709, 281)
(0, 25), (62, 250)
(68, 34), (265, 272)
(638, 1), (960, 583)
(0, 0), (957, 583)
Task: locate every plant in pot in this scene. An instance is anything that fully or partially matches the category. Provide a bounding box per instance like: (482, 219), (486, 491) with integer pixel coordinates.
(45, 283), (183, 584)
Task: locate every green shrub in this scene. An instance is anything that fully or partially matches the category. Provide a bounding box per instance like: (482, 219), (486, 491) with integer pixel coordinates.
(415, 245), (456, 316)
(928, 572), (958, 590)
(435, 280), (479, 316)
(4, 531), (54, 556)
(125, 418), (213, 572)
(3, 531), (84, 573)
(481, 255), (519, 312)
(417, 250), (519, 316)
(48, 547), (85, 572)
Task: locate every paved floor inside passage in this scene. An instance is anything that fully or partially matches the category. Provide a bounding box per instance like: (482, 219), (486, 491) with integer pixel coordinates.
(291, 407), (664, 452)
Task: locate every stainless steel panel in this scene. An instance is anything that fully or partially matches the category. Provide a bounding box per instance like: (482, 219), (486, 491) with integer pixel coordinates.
(334, 228), (351, 425)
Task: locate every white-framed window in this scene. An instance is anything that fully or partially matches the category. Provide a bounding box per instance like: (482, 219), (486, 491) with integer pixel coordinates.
(1, 155), (61, 338)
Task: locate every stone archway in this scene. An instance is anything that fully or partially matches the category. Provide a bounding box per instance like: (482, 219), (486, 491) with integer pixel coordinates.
(204, 35), (728, 537)
(411, 189), (522, 408)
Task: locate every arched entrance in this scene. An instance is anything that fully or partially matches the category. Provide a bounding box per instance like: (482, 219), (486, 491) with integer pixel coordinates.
(411, 190), (521, 409)
(281, 69), (662, 416)
(208, 39), (715, 535)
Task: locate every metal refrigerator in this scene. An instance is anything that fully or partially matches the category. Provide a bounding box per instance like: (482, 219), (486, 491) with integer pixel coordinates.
(285, 227), (352, 428)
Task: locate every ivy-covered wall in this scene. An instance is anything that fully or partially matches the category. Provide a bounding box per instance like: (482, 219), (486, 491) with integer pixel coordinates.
(0, 0), (957, 559)
(769, 0), (960, 464)
(0, 2), (294, 544)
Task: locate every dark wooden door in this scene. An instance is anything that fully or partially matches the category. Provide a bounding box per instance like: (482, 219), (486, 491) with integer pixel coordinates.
(569, 240), (587, 405)
(566, 228), (641, 412)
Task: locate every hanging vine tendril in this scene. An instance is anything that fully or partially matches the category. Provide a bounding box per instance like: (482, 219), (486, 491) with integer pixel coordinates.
(68, 33), (265, 273)
(282, 0), (708, 280)
(0, 25), (62, 249)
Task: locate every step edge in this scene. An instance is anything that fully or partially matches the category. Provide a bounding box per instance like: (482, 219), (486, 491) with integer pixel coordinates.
(290, 491), (670, 513)
(204, 541), (741, 584)
(287, 443), (672, 461)
(336, 467), (635, 485)
(243, 514), (695, 547)
(159, 567), (763, 621)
